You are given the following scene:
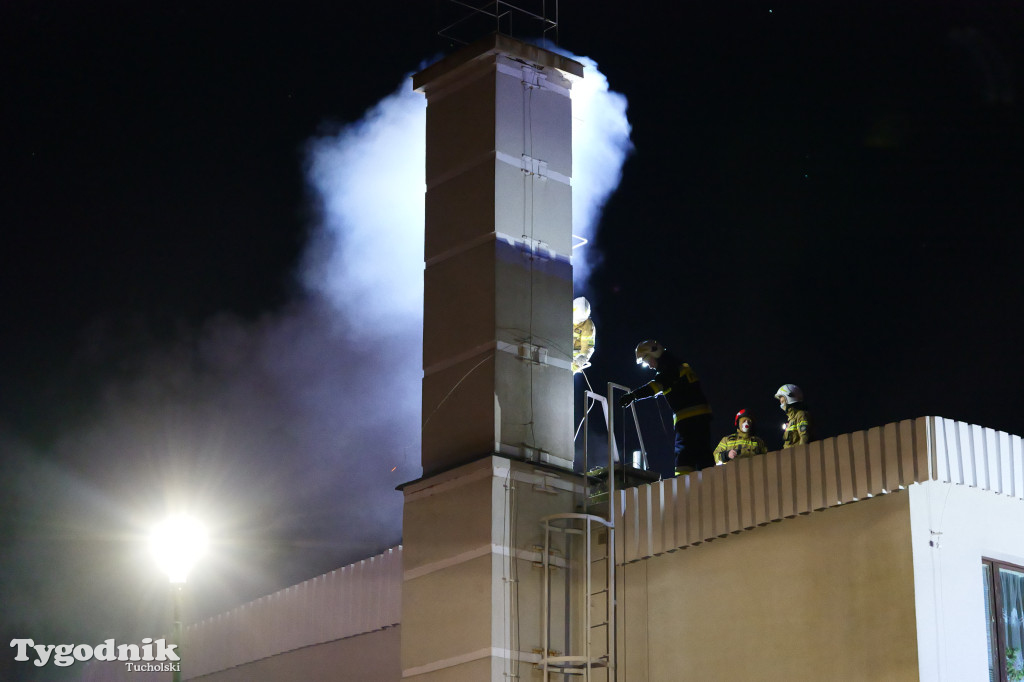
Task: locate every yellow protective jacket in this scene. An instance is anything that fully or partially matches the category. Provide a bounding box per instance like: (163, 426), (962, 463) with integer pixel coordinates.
(783, 407), (811, 448)
(713, 432), (768, 464)
(572, 318), (596, 373)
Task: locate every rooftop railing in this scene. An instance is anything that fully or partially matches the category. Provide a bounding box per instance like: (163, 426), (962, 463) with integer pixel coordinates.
(616, 417), (1024, 564)
(183, 546), (402, 678)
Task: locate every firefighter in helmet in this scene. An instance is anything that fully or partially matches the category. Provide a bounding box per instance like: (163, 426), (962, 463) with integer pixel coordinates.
(776, 384), (812, 448)
(571, 297), (596, 374)
(713, 409), (767, 464)
(618, 340), (713, 475)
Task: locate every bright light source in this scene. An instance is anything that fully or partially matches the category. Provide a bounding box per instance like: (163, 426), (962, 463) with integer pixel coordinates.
(149, 515), (208, 584)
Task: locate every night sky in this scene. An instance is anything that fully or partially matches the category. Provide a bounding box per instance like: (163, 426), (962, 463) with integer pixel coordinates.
(2, 0), (1023, 675)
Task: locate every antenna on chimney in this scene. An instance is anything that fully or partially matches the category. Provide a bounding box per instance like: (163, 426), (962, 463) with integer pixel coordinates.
(437, 0), (559, 48)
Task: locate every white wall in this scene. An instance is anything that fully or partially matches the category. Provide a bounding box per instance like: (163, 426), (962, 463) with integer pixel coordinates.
(910, 482), (1024, 681)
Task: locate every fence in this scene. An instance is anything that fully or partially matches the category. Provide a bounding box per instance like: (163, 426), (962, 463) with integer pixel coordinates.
(185, 546), (402, 678)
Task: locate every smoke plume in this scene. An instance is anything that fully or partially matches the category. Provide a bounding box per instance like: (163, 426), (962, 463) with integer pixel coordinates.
(567, 55), (633, 289)
(0, 55), (630, 652)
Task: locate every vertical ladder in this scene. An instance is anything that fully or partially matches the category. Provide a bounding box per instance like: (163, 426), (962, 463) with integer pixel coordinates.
(538, 513), (613, 679)
(537, 382), (643, 681)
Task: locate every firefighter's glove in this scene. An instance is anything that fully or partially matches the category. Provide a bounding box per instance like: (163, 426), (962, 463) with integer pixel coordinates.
(618, 392), (636, 409)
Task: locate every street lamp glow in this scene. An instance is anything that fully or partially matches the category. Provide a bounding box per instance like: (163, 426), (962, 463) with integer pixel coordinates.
(149, 515), (208, 584)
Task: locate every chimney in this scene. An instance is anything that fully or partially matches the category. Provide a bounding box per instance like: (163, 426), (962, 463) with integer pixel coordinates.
(414, 34), (583, 477)
(400, 35), (587, 681)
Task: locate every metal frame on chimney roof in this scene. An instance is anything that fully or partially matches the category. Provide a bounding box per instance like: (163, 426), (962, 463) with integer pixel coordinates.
(438, 0), (559, 48)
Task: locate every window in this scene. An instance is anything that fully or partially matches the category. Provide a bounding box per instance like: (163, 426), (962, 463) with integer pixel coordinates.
(983, 558), (1024, 682)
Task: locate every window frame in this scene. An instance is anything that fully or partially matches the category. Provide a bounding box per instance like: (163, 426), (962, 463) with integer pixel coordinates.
(983, 557), (1024, 682)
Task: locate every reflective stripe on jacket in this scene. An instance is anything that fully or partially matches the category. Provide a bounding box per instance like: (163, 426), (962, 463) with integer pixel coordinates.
(783, 407), (811, 448)
(713, 432), (768, 464)
(645, 353), (711, 425)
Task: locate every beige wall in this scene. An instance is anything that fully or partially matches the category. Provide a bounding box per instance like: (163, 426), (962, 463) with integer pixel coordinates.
(191, 627), (400, 682)
(620, 491), (919, 681)
(401, 457), (584, 680)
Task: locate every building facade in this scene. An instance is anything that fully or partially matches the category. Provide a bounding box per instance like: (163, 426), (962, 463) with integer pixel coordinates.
(76, 416), (1021, 681)
(77, 33), (1024, 682)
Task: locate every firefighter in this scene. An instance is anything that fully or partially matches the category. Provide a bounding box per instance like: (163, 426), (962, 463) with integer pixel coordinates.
(572, 297), (596, 374)
(776, 384), (812, 448)
(618, 340), (713, 475)
(713, 409), (768, 464)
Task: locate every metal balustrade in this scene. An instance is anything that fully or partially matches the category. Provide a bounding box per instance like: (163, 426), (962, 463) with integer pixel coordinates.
(183, 546), (402, 678)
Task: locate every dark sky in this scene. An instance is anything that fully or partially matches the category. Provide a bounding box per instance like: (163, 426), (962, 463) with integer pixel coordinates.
(2, 0), (1023, 674)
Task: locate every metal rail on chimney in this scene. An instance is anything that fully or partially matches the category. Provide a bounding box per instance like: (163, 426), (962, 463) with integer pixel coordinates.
(437, 0), (560, 47)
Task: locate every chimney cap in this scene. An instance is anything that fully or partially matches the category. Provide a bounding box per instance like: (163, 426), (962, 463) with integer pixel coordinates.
(413, 33), (584, 92)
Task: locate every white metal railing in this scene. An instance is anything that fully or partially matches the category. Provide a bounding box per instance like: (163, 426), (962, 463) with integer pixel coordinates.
(183, 546), (402, 678)
(616, 417), (1024, 564)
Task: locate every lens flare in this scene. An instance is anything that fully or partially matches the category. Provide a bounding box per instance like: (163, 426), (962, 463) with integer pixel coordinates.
(149, 515), (208, 584)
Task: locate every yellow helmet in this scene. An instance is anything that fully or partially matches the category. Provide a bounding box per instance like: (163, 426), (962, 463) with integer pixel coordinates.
(635, 340), (663, 367)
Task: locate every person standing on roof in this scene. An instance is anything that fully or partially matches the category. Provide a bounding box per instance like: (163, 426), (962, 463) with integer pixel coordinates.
(713, 409), (768, 464)
(618, 340), (713, 475)
(776, 384), (812, 448)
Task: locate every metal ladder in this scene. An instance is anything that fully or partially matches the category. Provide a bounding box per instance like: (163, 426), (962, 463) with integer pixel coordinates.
(537, 382), (646, 681)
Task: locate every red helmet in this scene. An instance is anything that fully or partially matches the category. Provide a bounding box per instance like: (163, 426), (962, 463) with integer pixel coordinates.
(734, 409), (752, 428)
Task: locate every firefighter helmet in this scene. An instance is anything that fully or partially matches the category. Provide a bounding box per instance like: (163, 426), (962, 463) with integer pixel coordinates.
(635, 340), (663, 367)
(775, 384), (804, 405)
(572, 297), (591, 325)
(734, 409), (752, 428)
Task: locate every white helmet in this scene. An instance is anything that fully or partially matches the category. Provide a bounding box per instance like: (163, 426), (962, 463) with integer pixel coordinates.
(775, 384), (804, 405)
(635, 340), (663, 367)
(572, 297), (591, 325)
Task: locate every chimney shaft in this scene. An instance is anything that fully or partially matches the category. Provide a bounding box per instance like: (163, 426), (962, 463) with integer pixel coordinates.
(415, 35), (583, 476)
(403, 40), (586, 680)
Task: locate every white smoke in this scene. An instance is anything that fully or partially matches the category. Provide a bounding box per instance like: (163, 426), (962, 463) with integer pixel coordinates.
(0, 55), (632, 644)
(304, 86), (427, 337)
(303, 83), (427, 431)
(566, 55), (634, 289)
(301, 55), (631, 441)
(304, 54), (631, 328)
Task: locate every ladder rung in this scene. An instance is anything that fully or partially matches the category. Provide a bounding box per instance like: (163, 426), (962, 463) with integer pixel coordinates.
(538, 655), (609, 670)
